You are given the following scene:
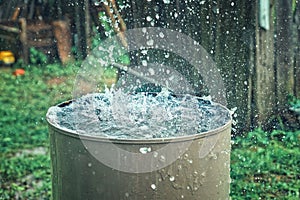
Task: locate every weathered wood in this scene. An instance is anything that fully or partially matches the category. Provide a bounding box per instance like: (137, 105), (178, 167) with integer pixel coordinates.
(18, 18), (61, 63)
(213, 0), (255, 131)
(84, 0), (91, 53)
(295, 2), (300, 98)
(0, 24), (19, 33)
(275, 0), (295, 109)
(252, 0), (276, 126)
(19, 18), (29, 63)
(74, 0), (86, 59)
(27, 38), (55, 47)
(52, 20), (73, 64)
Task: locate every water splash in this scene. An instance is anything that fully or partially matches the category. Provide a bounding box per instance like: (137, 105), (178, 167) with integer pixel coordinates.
(47, 90), (230, 139)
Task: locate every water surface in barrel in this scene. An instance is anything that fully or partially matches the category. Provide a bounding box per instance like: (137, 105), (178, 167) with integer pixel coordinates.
(47, 89), (230, 139)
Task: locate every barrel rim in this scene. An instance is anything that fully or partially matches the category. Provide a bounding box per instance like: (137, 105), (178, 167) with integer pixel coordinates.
(46, 99), (232, 144)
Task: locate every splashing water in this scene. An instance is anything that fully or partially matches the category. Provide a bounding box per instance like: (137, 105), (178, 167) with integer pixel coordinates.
(47, 89), (230, 139)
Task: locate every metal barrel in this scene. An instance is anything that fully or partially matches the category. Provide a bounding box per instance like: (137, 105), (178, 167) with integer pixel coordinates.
(47, 100), (232, 200)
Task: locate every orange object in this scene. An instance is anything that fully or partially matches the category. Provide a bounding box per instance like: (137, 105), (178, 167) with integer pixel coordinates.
(13, 69), (25, 76)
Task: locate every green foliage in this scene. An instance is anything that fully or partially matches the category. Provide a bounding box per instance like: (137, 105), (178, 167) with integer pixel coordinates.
(29, 47), (48, 65)
(288, 95), (300, 112)
(231, 128), (300, 199)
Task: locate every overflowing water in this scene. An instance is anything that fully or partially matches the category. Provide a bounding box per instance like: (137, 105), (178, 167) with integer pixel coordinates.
(47, 89), (230, 139)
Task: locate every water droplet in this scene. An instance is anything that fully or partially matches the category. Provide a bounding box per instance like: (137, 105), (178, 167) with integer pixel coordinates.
(159, 155), (166, 162)
(146, 16), (152, 22)
(88, 163), (92, 167)
(159, 32), (165, 38)
(178, 164), (182, 170)
(169, 176), (175, 182)
(142, 60), (148, 66)
(231, 2), (235, 6)
(125, 192), (129, 197)
(208, 152), (218, 160)
(151, 184), (156, 190)
(147, 39), (154, 46)
(148, 68), (155, 75)
(141, 49), (148, 55)
(139, 147), (151, 154)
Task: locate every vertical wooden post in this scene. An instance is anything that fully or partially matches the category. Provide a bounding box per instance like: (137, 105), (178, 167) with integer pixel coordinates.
(295, 2), (300, 98)
(275, 0), (294, 109)
(19, 18), (29, 64)
(52, 19), (73, 64)
(84, 0), (91, 53)
(253, 0), (276, 126)
(74, 0), (86, 59)
(214, 0), (254, 131)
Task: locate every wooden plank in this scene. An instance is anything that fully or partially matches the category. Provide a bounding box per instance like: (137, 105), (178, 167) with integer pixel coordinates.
(27, 38), (55, 47)
(26, 29), (54, 40)
(74, 0), (86, 59)
(0, 24), (19, 33)
(294, 1), (300, 98)
(275, 0), (294, 109)
(19, 18), (29, 63)
(84, 0), (91, 53)
(26, 23), (52, 32)
(253, 0), (276, 126)
(213, 0), (254, 131)
(52, 20), (73, 64)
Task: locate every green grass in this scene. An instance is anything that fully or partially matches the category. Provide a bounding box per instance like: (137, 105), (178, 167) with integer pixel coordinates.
(0, 62), (299, 199)
(231, 129), (300, 199)
(0, 62), (79, 199)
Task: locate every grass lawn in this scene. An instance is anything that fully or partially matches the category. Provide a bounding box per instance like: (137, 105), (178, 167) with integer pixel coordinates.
(0, 63), (299, 199)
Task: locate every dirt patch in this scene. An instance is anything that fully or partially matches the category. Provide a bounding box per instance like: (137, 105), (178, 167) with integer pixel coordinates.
(47, 77), (66, 85)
